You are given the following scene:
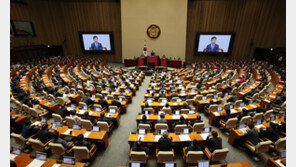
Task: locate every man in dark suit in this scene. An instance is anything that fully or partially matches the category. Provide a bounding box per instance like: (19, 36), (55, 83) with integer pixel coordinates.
(90, 36), (103, 51)
(190, 115), (203, 126)
(259, 122), (279, 142)
(185, 139), (202, 154)
(21, 120), (40, 139)
(139, 115), (151, 126)
(206, 36), (219, 52)
(173, 116), (188, 128)
(244, 123), (259, 145)
(82, 92), (94, 106)
(157, 113), (167, 124)
(36, 124), (53, 144)
(132, 140), (149, 154)
(74, 134), (95, 150)
(206, 131), (222, 152)
(158, 131), (172, 151)
(59, 105), (71, 118)
(111, 99), (121, 108)
(98, 98), (108, 109)
(51, 131), (73, 148)
(237, 108), (249, 121)
(97, 112), (113, 125)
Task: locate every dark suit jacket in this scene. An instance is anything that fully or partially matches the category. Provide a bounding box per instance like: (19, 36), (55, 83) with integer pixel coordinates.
(91, 42), (103, 51)
(244, 129), (259, 145)
(83, 97), (94, 106)
(37, 130), (53, 144)
(21, 125), (39, 139)
(173, 121), (187, 128)
(74, 140), (94, 150)
(157, 119), (168, 124)
(111, 100), (121, 108)
(260, 127), (279, 142)
(59, 107), (70, 118)
(132, 142), (149, 153)
(206, 44), (219, 52)
(158, 137), (172, 151)
(51, 138), (72, 148)
(185, 145), (202, 154)
(98, 99), (108, 109)
(206, 136), (222, 152)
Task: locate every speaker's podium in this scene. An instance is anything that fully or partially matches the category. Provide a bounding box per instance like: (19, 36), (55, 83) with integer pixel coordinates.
(147, 56), (159, 69)
(137, 57), (148, 70)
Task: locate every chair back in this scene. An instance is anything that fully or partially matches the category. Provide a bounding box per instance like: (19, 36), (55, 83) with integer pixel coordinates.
(162, 108), (172, 114)
(28, 138), (45, 152)
(65, 116), (77, 128)
(195, 95), (203, 101)
(138, 123), (151, 131)
(234, 100), (243, 108)
(97, 121), (109, 132)
(264, 110), (274, 120)
(225, 118), (238, 129)
(81, 119), (93, 131)
(209, 104), (218, 113)
(30, 108), (39, 118)
(48, 143), (66, 156)
(274, 137), (286, 150)
(79, 102), (87, 108)
(171, 97), (178, 103)
(175, 124), (188, 133)
(193, 122), (204, 133)
(77, 90), (85, 97)
(255, 141), (273, 154)
(94, 104), (102, 109)
(107, 95), (114, 100)
(207, 94), (214, 99)
(11, 133), (26, 146)
(186, 151), (203, 163)
(109, 106), (118, 113)
(131, 151), (147, 163)
(185, 99), (194, 106)
(56, 97), (65, 106)
(253, 113), (263, 122)
(181, 109), (189, 114)
(23, 105), (31, 115)
(211, 148), (229, 161)
(223, 103), (231, 110)
(157, 151), (174, 163)
(52, 113), (63, 122)
(240, 116), (252, 125)
(155, 123), (169, 132)
(73, 146), (90, 160)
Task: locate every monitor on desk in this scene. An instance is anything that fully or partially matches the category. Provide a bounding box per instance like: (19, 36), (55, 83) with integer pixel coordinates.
(119, 97), (123, 102)
(36, 151), (47, 161)
(144, 110), (150, 115)
(239, 123), (246, 129)
(125, 90), (130, 94)
(198, 160), (210, 167)
(160, 129), (167, 135)
(189, 110), (195, 114)
(93, 126), (100, 132)
(92, 95), (96, 99)
(41, 117), (47, 123)
(56, 121), (62, 127)
(83, 106), (88, 110)
(214, 94), (218, 99)
(281, 151), (286, 158)
(12, 147), (21, 155)
(159, 111), (165, 115)
(109, 108), (116, 114)
(129, 162), (142, 167)
(256, 119), (262, 125)
(175, 110), (180, 115)
(96, 107), (102, 112)
(229, 105), (234, 109)
(217, 107), (222, 111)
(249, 100), (253, 105)
(165, 163), (176, 167)
(73, 124), (81, 130)
(270, 116), (276, 121)
(224, 93), (228, 97)
(104, 96), (108, 100)
(51, 123), (56, 130)
(202, 96), (207, 101)
(203, 127), (212, 133)
(181, 90), (186, 94)
(147, 99), (153, 103)
(138, 129), (146, 135)
(209, 87), (212, 90)
(240, 103), (245, 107)
(63, 156), (75, 165)
(183, 128), (190, 134)
(176, 98), (182, 102)
(71, 104), (75, 108)
(162, 99), (168, 103)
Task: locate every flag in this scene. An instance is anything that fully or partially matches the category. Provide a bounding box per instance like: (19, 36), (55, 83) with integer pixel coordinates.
(143, 44), (147, 56)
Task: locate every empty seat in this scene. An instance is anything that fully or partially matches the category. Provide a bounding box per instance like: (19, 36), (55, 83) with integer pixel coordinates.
(175, 124), (188, 133)
(52, 113), (63, 123)
(244, 140), (273, 154)
(219, 118), (238, 130)
(155, 123), (169, 132)
(130, 148), (149, 163)
(204, 147), (229, 162)
(72, 146), (97, 160)
(156, 149), (174, 163)
(192, 122), (204, 133)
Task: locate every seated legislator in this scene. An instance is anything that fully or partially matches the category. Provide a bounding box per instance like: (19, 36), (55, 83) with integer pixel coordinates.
(237, 108), (249, 121)
(243, 123), (259, 145)
(157, 113), (168, 124)
(98, 98), (108, 109)
(132, 140), (149, 154)
(36, 124), (53, 144)
(59, 105), (71, 118)
(21, 120), (40, 139)
(190, 115), (203, 126)
(83, 92), (95, 106)
(51, 131), (73, 149)
(185, 139), (202, 154)
(206, 131), (222, 152)
(139, 115), (151, 126)
(259, 122), (279, 142)
(220, 108), (231, 122)
(173, 116), (188, 128)
(97, 112), (114, 125)
(74, 134), (95, 150)
(158, 131), (172, 151)
(81, 112), (97, 124)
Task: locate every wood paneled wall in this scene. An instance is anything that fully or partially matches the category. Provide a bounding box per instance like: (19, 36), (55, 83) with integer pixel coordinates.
(11, 0), (122, 63)
(186, 0), (286, 63)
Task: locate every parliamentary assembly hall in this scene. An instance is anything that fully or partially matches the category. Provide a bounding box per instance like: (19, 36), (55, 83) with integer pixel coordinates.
(7, 0), (289, 166)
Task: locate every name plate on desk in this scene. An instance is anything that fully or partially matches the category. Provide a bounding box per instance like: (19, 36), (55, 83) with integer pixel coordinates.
(155, 135), (161, 141)
(27, 159), (46, 167)
(138, 135), (144, 141)
(200, 133), (210, 140)
(63, 129), (71, 135)
(84, 131), (91, 138)
(172, 115), (180, 119)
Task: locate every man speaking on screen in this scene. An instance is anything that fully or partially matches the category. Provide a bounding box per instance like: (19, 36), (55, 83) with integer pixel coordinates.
(90, 36), (103, 50)
(206, 36), (219, 52)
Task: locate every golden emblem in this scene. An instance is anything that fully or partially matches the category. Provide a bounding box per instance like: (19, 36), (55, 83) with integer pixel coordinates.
(147, 24), (161, 39)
